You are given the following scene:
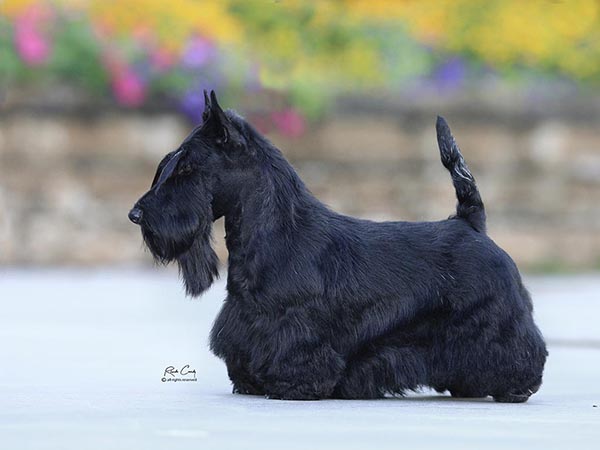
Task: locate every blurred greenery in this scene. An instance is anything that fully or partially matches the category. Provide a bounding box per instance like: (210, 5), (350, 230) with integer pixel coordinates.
(1, 0), (599, 128)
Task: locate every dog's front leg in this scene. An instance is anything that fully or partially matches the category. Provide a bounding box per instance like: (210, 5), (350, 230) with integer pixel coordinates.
(259, 342), (346, 400)
(224, 356), (265, 396)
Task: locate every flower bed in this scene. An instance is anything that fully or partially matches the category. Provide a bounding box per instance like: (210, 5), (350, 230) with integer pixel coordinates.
(1, 0), (598, 135)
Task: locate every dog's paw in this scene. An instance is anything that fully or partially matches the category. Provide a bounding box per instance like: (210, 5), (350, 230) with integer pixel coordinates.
(492, 377), (542, 403)
(263, 380), (334, 400)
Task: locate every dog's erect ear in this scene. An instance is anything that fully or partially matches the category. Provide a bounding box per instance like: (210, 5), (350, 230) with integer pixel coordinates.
(202, 89), (211, 122)
(209, 90), (228, 124)
(201, 90), (244, 149)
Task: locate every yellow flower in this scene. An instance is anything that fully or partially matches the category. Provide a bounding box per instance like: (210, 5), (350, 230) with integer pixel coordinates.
(2, 0), (599, 84)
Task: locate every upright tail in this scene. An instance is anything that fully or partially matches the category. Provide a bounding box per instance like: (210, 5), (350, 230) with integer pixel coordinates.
(436, 116), (486, 233)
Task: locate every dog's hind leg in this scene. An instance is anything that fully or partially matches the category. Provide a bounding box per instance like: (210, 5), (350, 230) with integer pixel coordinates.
(332, 335), (428, 399)
(438, 296), (547, 403)
(491, 326), (546, 403)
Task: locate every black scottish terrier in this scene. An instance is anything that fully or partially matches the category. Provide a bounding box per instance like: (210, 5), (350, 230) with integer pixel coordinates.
(129, 91), (547, 402)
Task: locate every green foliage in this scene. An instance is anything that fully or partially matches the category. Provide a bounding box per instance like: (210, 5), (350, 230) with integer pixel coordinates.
(47, 16), (108, 94)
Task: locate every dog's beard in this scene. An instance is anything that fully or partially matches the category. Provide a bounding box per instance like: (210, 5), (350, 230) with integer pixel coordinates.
(177, 228), (219, 297)
(141, 220), (219, 297)
(141, 225), (194, 263)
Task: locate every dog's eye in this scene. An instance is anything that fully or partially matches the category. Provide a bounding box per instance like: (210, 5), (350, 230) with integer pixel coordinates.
(177, 163), (193, 176)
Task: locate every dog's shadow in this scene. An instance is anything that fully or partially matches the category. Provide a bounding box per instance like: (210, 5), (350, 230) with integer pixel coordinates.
(386, 394), (492, 403)
(214, 392), (494, 404)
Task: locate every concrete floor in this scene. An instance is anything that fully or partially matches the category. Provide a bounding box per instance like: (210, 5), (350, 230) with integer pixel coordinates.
(1, 269), (599, 449)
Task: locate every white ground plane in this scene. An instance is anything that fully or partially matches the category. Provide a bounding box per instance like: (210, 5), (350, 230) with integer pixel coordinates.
(1, 270), (598, 449)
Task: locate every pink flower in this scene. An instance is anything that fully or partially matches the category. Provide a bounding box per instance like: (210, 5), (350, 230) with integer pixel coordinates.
(132, 25), (153, 47)
(271, 109), (306, 137)
(14, 5), (53, 66)
(111, 69), (146, 107)
(102, 50), (147, 107)
(150, 48), (176, 72)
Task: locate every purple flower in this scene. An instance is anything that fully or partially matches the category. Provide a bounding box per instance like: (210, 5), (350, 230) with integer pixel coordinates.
(181, 36), (215, 68)
(435, 57), (466, 91)
(179, 88), (207, 123)
(179, 77), (222, 123)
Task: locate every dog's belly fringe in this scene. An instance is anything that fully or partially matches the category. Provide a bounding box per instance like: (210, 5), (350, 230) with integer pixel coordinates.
(210, 279), (547, 401)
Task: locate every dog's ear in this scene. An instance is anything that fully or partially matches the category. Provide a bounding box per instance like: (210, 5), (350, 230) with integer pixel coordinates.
(201, 90), (244, 149)
(177, 227), (219, 297)
(202, 89), (211, 123)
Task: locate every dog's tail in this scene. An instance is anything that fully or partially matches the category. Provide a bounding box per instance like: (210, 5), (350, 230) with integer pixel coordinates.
(436, 116), (486, 233)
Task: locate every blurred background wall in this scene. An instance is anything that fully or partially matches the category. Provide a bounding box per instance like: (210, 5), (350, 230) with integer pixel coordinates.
(1, 0), (599, 272)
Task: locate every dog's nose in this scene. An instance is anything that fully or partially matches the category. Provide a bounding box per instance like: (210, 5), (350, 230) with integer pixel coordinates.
(128, 207), (143, 224)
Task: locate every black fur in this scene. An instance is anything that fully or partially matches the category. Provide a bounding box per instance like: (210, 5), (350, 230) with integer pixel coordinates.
(130, 91), (547, 402)
(436, 116), (486, 233)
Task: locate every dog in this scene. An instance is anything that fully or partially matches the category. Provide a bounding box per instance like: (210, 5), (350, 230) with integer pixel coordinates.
(129, 91), (547, 402)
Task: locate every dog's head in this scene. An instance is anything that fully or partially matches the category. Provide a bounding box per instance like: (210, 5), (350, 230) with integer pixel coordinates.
(129, 90), (254, 296)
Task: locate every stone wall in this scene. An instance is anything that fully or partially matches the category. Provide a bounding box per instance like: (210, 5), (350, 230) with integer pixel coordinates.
(1, 96), (599, 271)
